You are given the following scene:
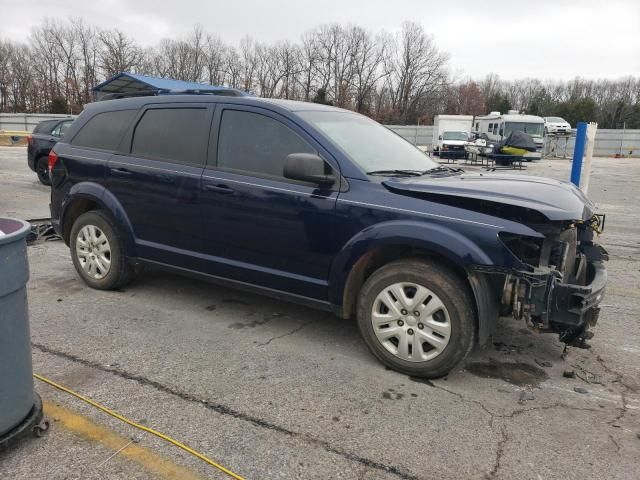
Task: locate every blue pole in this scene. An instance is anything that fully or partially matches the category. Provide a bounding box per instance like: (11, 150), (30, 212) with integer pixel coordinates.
(570, 122), (587, 186)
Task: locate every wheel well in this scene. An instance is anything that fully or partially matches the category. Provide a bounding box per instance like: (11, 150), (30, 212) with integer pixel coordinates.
(62, 198), (99, 244)
(340, 245), (470, 319)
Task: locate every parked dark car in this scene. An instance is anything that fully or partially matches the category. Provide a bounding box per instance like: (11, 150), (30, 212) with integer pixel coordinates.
(48, 95), (608, 377)
(27, 118), (74, 185)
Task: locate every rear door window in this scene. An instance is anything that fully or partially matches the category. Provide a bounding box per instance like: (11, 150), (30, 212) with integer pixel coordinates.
(131, 108), (210, 166)
(216, 109), (315, 180)
(71, 110), (136, 151)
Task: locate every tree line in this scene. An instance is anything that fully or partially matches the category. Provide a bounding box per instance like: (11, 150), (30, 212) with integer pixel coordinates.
(1, 18), (638, 128)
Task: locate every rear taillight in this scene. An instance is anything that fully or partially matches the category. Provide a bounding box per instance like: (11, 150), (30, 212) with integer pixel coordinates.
(48, 151), (59, 172)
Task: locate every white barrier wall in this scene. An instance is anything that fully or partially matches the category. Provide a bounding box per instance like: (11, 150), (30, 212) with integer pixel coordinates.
(0, 114), (76, 132)
(386, 125), (640, 157)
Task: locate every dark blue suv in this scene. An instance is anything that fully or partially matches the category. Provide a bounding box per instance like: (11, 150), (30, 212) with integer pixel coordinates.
(49, 95), (608, 377)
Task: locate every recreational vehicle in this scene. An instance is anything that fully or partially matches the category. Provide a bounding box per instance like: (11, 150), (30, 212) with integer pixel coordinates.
(473, 112), (544, 160)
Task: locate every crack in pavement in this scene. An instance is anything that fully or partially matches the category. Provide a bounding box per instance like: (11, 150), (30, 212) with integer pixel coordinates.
(428, 381), (602, 479)
(428, 382), (497, 425)
(32, 343), (420, 480)
(608, 433), (621, 452)
(486, 424), (507, 479)
(593, 353), (637, 426)
(256, 320), (313, 347)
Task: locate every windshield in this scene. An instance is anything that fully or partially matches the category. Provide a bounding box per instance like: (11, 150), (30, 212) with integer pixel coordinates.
(442, 131), (468, 141)
(546, 117), (565, 122)
(297, 111), (438, 173)
(505, 121), (544, 137)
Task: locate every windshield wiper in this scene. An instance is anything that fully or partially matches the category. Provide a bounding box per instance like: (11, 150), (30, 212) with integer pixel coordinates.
(423, 166), (465, 175)
(366, 169), (424, 177)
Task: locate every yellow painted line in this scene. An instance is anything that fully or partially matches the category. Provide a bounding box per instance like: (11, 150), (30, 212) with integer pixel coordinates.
(44, 400), (205, 480)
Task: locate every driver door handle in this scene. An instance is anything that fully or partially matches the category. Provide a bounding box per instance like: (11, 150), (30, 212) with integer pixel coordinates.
(203, 183), (234, 194)
(112, 167), (132, 176)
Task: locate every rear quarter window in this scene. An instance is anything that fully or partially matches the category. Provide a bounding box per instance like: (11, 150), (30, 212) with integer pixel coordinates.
(33, 120), (57, 134)
(71, 110), (136, 151)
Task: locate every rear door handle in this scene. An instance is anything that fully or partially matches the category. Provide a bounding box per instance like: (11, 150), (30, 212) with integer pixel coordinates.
(203, 183), (234, 194)
(112, 167), (132, 176)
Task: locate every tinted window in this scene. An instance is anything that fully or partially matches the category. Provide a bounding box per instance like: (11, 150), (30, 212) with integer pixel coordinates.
(33, 120), (58, 134)
(72, 110), (136, 151)
(131, 108), (209, 166)
(217, 110), (314, 179)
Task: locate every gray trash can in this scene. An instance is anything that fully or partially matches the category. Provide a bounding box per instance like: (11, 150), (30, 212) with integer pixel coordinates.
(0, 218), (43, 449)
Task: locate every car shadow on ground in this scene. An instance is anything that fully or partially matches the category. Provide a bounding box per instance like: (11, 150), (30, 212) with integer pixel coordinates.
(126, 265), (565, 384)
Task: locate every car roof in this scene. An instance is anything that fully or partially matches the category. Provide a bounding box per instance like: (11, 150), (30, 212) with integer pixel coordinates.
(83, 95), (353, 116)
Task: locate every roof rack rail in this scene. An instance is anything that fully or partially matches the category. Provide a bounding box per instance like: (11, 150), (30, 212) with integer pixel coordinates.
(97, 88), (251, 101)
(161, 88), (250, 97)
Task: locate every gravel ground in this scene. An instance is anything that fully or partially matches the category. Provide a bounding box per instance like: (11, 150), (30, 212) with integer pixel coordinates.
(0, 146), (638, 480)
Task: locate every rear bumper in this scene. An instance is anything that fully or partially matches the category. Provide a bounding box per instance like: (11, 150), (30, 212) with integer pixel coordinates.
(27, 149), (36, 171)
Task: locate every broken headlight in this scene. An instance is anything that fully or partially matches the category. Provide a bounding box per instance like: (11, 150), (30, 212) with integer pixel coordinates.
(499, 232), (544, 267)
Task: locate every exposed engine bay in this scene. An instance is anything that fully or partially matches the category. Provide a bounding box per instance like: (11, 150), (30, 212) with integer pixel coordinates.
(498, 214), (608, 348)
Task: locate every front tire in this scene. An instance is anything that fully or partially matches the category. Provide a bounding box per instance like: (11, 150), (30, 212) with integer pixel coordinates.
(357, 259), (475, 378)
(70, 211), (133, 290)
(36, 157), (51, 185)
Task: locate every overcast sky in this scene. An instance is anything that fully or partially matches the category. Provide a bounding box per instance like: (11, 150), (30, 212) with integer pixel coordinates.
(1, 0), (638, 81)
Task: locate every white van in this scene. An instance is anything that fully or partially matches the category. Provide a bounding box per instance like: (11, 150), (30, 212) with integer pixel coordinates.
(473, 112), (544, 160)
(433, 115), (473, 159)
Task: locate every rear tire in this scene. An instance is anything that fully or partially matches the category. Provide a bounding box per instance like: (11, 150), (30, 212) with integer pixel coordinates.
(70, 211), (133, 290)
(357, 259), (475, 378)
(36, 157), (51, 185)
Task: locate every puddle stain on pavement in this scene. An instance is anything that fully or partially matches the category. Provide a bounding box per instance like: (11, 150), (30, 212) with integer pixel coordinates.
(465, 360), (548, 387)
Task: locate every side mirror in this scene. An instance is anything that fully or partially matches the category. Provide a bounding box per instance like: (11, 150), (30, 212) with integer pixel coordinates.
(283, 153), (336, 186)
(499, 128), (503, 136)
(438, 135), (442, 140)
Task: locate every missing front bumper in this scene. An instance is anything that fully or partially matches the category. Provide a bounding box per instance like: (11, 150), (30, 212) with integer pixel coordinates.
(485, 240), (608, 347)
(507, 255), (607, 347)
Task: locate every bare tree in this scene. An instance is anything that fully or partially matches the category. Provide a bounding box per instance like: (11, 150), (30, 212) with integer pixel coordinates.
(99, 29), (143, 77)
(387, 22), (449, 123)
(349, 27), (388, 113)
(203, 34), (226, 86)
(1, 17), (637, 128)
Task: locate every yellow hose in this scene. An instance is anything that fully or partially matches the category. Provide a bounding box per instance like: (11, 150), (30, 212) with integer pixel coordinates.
(34, 373), (246, 480)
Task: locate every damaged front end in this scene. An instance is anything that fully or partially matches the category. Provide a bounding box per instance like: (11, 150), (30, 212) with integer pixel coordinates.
(497, 214), (608, 348)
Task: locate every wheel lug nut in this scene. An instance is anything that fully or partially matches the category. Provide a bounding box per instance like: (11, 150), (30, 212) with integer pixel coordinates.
(414, 311), (420, 317)
(401, 309), (408, 315)
(418, 323), (424, 329)
(407, 328), (414, 335)
(398, 320), (404, 326)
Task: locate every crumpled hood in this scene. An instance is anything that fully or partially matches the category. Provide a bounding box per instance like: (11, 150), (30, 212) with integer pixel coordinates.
(383, 173), (595, 221)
